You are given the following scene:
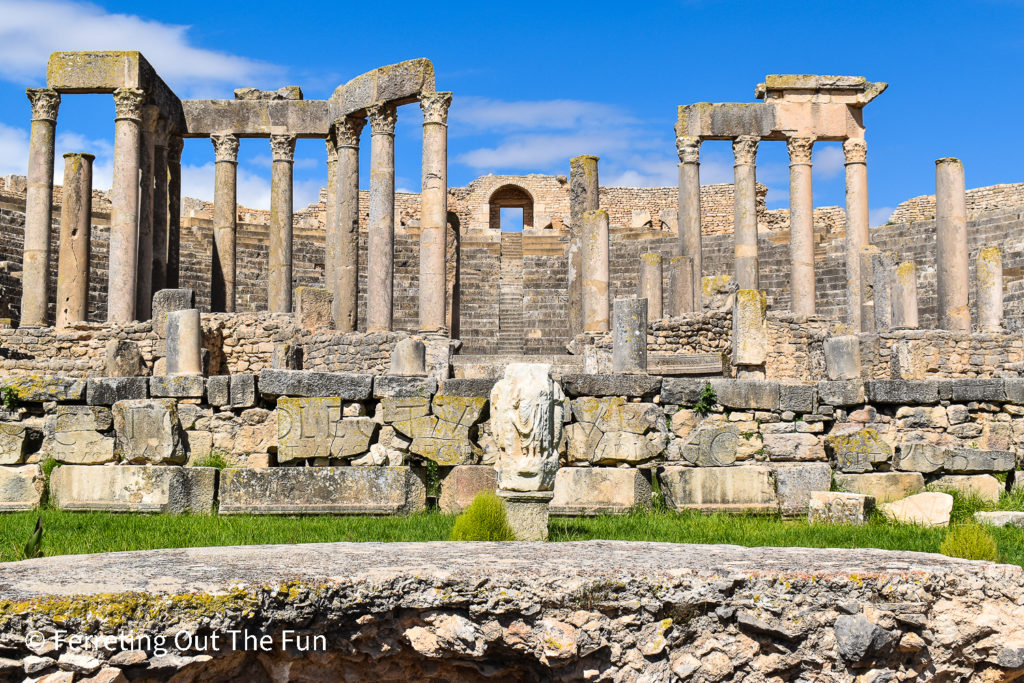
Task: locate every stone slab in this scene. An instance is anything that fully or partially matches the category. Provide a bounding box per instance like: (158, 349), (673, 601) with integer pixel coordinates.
(49, 465), (215, 513)
(87, 377), (148, 406)
(943, 448), (1015, 474)
(0, 375), (85, 402)
(778, 383), (815, 413)
(373, 375), (437, 399)
(974, 511), (1024, 528)
(865, 380), (939, 405)
(152, 289), (196, 337)
(763, 432), (825, 461)
(659, 465), (778, 513)
(834, 472), (925, 504)
(0, 423), (27, 465)
(770, 463), (832, 516)
(826, 428), (891, 473)
(881, 491), (953, 528)
(230, 374), (258, 408)
(660, 378), (707, 406)
(560, 373), (662, 398)
(206, 376), (230, 407)
(930, 474), (1002, 504)
(437, 378), (497, 398)
(49, 406), (114, 464)
(218, 467), (425, 515)
(149, 376), (205, 398)
(808, 491), (875, 525)
(709, 379), (780, 410)
(893, 443), (945, 473)
(438, 465), (498, 515)
(939, 379), (1006, 402)
(647, 354), (725, 377)
(550, 467), (652, 516)
(277, 397), (377, 462)
(816, 380), (865, 407)
(258, 370), (373, 400)
(0, 464), (43, 511)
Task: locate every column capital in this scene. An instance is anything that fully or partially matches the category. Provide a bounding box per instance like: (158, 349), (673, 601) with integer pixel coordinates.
(675, 135), (701, 163)
(113, 87), (146, 121)
(167, 136), (183, 162)
(211, 133), (240, 163)
(141, 105), (160, 133)
(334, 115), (366, 148)
(843, 138), (867, 164)
(732, 135), (759, 165)
(270, 133), (297, 162)
(786, 136), (814, 165)
(419, 91), (453, 125)
(367, 101), (397, 136)
(26, 88), (60, 122)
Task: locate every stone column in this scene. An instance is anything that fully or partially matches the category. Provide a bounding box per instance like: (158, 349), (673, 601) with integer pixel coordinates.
(134, 106), (158, 321)
(166, 309), (202, 376)
(324, 135), (338, 286)
(935, 157), (970, 331)
(367, 102), (397, 331)
(638, 253), (663, 320)
(269, 133), (296, 313)
(977, 247), (1002, 330)
(391, 338), (427, 376)
(210, 134), (239, 313)
(843, 138), (870, 330)
(569, 155), (600, 338)
(21, 88), (60, 327)
(108, 87), (146, 323)
(151, 122), (169, 294)
(332, 116), (366, 332)
(419, 91), (452, 332)
(613, 297), (647, 373)
(676, 136), (702, 309)
(892, 261), (919, 329)
(55, 152), (93, 328)
(669, 255), (694, 316)
(582, 209), (610, 333)
(732, 136), (759, 291)
(787, 136), (815, 316)
(872, 250), (895, 332)
(166, 136), (182, 289)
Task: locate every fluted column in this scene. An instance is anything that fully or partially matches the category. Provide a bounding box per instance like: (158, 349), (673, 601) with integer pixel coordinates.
(332, 116), (366, 331)
(582, 209), (610, 332)
(935, 157), (969, 331)
(166, 136), (182, 289)
(21, 88), (60, 327)
(676, 135), (702, 310)
(367, 102), (397, 331)
(787, 136), (815, 315)
(135, 105), (158, 320)
(569, 154), (600, 337)
(324, 136), (338, 287)
(732, 136), (759, 291)
(211, 134), (239, 312)
(419, 91), (452, 332)
(269, 133), (296, 312)
(843, 138), (870, 330)
(151, 122), (169, 294)
(55, 152), (93, 328)
(108, 87), (145, 322)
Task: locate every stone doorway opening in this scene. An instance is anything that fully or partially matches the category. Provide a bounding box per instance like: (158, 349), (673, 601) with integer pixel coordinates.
(488, 184), (533, 231)
(488, 184), (534, 354)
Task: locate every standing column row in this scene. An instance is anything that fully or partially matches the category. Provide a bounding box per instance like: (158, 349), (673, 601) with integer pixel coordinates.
(366, 102), (397, 332)
(134, 105), (159, 321)
(843, 138), (870, 331)
(935, 157), (970, 331)
(787, 136), (815, 316)
(732, 135), (759, 291)
(676, 136), (702, 311)
(568, 155), (600, 338)
(55, 152), (93, 328)
(419, 91), (453, 332)
(269, 134), (297, 313)
(108, 87), (145, 323)
(21, 88), (60, 327)
(211, 133), (239, 312)
(332, 115), (366, 332)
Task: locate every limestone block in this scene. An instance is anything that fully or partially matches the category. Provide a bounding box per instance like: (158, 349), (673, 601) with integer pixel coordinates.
(258, 370), (373, 399)
(1004, 379), (1024, 404)
(658, 208), (677, 231)
(679, 423), (739, 467)
(630, 210), (651, 229)
(816, 380), (866, 407)
(771, 463), (833, 516)
(295, 286), (333, 329)
(49, 406), (114, 464)
(571, 397), (661, 434)
(87, 377), (148, 406)
(731, 289), (767, 366)
(569, 397), (667, 465)
(865, 380), (939, 405)
(890, 341), (926, 380)
(438, 465), (498, 514)
(0, 423), (27, 465)
(230, 374), (258, 408)
(150, 376), (204, 399)
(808, 491), (875, 525)
(823, 336), (861, 380)
(390, 338), (427, 376)
(881, 492), (952, 528)
(660, 378), (706, 406)
(403, 396), (487, 466)
(763, 432), (825, 461)
(152, 288), (195, 337)
(560, 373), (662, 399)
(834, 472), (925, 504)
(779, 383), (815, 413)
(499, 489), (552, 540)
(943, 448), (1015, 473)
(277, 397), (376, 463)
(710, 379), (780, 410)
(659, 465), (778, 513)
(941, 378), (1006, 403)
(104, 339), (145, 377)
(271, 343), (303, 370)
(381, 397), (431, 424)
(0, 464), (44, 510)
(111, 398), (186, 465)
(592, 431), (666, 465)
(930, 474), (1001, 504)
(207, 376), (230, 407)
(550, 467), (652, 515)
(373, 375), (437, 399)
(218, 466), (425, 515)
(894, 443), (945, 473)
(825, 428), (891, 473)
(612, 297), (647, 373)
(0, 375), (85, 402)
(438, 378), (497, 398)
(165, 309), (203, 376)
(974, 511), (1024, 528)
(490, 364), (565, 491)
(49, 465), (215, 513)
(895, 406), (948, 429)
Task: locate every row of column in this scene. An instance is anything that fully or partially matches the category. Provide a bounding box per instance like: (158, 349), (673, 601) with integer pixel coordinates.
(22, 87), (182, 327)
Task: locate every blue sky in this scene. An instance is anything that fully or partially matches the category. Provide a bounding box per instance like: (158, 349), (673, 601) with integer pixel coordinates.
(0, 0), (1021, 228)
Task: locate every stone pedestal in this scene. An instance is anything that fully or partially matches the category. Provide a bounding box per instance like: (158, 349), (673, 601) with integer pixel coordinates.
(676, 136), (702, 310)
(569, 155), (600, 338)
(844, 138), (870, 331)
(892, 261), (919, 328)
(871, 250), (895, 331)
(669, 256), (694, 316)
(368, 102), (398, 331)
(976, 247), (1002, 330)
(858, 245), (880, 333)
(269, 134), (296, 313)
(22, 88), (60, 327)
(108, 87), (145, 322)
(787, 136), (815, 315)
(166, 309), (202, 376)
(211, 134), (239, 313)
(55, 152), (93, 328)
(333, 116), (365, 332)
(638, 253), (663, 319)
(732, 136), (759, 291)
(935, 157), (969, 331)
(391, 338), (427, 376)
(731, 289), (767, 373)
(582, 209), (609, 332)
(419, 92), (452, 332)
(498, 489), (552, 541)
(613, 297), (647, 374)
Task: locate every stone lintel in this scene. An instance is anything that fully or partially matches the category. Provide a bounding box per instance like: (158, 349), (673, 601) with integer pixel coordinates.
(328, 58), (436, 120)
(756, 75), (888, 105)
(181, 99), (330, 137)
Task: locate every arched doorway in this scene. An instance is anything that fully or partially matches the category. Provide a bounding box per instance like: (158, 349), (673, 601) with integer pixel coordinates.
(488, 184), (534, 231)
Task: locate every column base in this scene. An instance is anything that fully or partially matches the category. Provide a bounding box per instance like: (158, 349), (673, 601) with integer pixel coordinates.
(498, 489), (553, 541)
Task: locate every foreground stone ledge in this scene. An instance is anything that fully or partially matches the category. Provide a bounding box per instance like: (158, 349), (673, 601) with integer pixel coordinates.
(258, 369), (373, 399)
(49, 465), (216, 513)
(0, 542), (1021, 682)
(0, 374), (85, 402)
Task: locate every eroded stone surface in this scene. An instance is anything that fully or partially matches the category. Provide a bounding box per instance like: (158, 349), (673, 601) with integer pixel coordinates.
(49, 465), (214, 513)
(111, 398), (185, 465)
(550, 467), (652, 515)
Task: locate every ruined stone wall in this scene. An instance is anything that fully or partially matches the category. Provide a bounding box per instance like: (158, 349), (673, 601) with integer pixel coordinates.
(888, 182), (1024, 224)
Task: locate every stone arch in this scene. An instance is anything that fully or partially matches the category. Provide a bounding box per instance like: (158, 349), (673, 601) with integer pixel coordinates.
(488, 184), (534, 231)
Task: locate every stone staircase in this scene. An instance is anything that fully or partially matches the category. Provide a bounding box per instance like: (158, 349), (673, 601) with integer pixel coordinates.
(498, 233), (524, 354)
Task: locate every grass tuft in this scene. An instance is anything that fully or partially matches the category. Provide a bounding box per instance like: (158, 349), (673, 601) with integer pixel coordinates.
(450, 492), (516, 541)
(940, 523), (1000, 562)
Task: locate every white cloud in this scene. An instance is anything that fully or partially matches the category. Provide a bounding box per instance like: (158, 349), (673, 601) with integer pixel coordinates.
(450, 96), (637, 132)
(870, 206), (895, 226)
(813, 145), (845, 180)
(0, 0), (277, 92)
(0, 122), (116, 190)
(0, 123), (29, 176)
(181, 162), (322, 212)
